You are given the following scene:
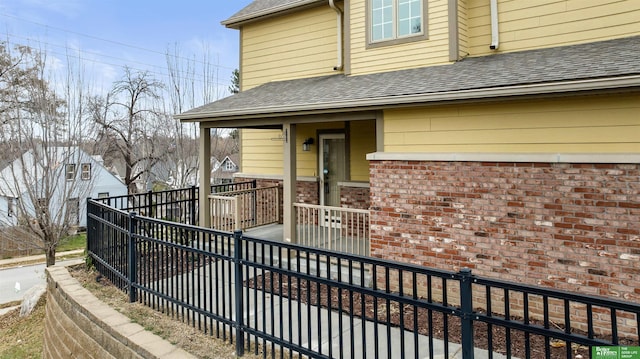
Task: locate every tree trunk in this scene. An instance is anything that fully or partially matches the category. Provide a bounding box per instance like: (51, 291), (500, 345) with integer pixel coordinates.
(46, 245), (56, 267)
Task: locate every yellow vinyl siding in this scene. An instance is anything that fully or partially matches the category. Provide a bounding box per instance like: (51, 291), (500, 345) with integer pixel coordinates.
(467, 0), (640, 57)
(241, 6), (338, 90)
(241, 129), (284, 175)
(349, 0), (451, 75)
(383, 94), (640, 153)
(458, 0), (469, 58)
(350, 121), (376, 182)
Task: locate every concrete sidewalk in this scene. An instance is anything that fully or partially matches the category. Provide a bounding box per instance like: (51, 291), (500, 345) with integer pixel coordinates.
(0, 249), (85, 269)
(164, 260), (509, 359)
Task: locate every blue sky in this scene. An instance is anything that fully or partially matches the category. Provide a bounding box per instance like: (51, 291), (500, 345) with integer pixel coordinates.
(0, 0), (253, 95)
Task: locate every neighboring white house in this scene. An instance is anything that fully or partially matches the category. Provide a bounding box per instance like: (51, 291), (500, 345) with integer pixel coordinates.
(0, 146), (126, 228)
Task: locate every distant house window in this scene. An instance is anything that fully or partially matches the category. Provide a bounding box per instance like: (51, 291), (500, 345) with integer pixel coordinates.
(223, 160), (236, 172)
(65, 164), (76, 180)
(97, 192), (110, 199)
(81, 163), (91, 180)
(369, 0), (425, 45)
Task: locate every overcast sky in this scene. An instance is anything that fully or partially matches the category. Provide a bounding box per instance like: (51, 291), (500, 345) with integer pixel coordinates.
(0, 0), (253, 95)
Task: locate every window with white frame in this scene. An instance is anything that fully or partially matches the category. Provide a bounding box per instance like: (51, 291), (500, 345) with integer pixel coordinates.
(223, 160), (236, 172)
(97, 192), (110, 199)
(81, 163), (91, 180)
(370, 0), (424, 43)
(65, 164), (76, 181)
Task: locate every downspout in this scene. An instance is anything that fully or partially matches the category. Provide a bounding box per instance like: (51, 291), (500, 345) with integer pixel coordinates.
(489, 0), (499, 50)
(329, 0), (343, 71)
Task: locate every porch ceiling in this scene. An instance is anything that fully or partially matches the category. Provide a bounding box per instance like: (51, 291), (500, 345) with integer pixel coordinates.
(175, 36), (640, 126)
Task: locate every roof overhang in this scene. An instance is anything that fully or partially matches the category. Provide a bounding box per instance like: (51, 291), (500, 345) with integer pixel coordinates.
(222, 0), (326, 29)
(175, 75), (640, 127)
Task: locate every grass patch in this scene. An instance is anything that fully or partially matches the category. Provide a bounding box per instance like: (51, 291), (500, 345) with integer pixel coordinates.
(57, 233), (86, 252)
(0, 297), (45, 359)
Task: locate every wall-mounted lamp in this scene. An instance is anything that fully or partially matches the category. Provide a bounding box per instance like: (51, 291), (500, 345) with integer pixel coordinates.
(302, 138), (314, 152)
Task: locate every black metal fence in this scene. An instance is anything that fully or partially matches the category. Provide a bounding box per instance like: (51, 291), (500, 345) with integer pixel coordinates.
(92, 180), (257, 225)
(87, 197), (640, 359)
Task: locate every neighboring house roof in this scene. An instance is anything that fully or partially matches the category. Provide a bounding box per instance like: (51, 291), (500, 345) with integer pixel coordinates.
(177, 36), (640, 123)
(0, 147), (124, 197)
(222, 0), (324, 28)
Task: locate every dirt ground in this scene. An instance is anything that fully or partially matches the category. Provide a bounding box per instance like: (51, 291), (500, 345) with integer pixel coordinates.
(245, 272), (634, 359)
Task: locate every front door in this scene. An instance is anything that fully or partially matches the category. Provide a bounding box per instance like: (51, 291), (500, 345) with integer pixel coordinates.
(319, 133), (346, 208)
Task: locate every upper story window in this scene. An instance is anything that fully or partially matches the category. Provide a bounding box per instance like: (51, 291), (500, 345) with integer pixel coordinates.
(81, 163), (91, 180)
(65, 164), (76, 181)
(369, 0), (426, 46)
(223, 160), (236, 172)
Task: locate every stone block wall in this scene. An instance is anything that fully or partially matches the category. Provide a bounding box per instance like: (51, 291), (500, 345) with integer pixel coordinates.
(44, 266), (194, 359)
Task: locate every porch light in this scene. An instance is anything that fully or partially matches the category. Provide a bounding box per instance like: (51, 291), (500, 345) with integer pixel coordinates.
(302, 138), (314, 151)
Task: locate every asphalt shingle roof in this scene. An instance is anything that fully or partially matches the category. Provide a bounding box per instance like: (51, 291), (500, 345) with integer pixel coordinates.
(177, 36), (640, 121)
(223, 0), (323, 27)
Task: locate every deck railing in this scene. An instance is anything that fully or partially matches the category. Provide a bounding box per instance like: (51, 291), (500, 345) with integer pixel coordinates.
(209, 186), (279, 231)
(294, 203), (370, 257)
(92, 180), (257, 226)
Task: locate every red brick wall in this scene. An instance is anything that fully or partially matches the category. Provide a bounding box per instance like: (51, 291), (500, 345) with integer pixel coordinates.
(340, 185), (370, 210)
(369, 161), (640, 303)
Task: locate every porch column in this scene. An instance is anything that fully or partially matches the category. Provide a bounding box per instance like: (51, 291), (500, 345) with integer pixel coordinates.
(199, 125), (211, 228)
(283, 123), (296, 243)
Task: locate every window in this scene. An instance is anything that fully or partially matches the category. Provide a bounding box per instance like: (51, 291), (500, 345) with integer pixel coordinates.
(370, 0), (425, 44)
(97, 192), (110, 199)
(223, 160), (236, 172)
(65, 164), (76, 180)
(81, 163), (91, 180)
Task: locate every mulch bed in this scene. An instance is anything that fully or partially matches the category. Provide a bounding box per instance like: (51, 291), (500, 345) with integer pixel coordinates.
(247, 272), (635, 359)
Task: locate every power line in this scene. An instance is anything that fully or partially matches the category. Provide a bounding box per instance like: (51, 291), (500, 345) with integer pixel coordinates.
(2, 36), (234, 88)
(0, 12), (236, 71)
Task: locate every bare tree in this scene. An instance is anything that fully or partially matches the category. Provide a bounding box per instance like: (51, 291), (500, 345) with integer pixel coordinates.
(163, 45), (238, 189)
(92, 68), (164, 194)
(0, 44), (95, 266)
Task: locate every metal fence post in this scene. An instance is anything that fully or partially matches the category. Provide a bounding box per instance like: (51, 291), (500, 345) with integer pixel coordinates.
(459, 268), (475, 359)
(128, 212), (138, 303)
(147, 190), (153, 217)
(234, 230), (245, 356)
(190, 185), (197, 225)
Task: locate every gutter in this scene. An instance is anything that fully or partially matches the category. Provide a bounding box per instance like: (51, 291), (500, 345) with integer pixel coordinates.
(490, 0), (499, 50)
(329, 0), (344, 71)
(175, 75), (640, 121)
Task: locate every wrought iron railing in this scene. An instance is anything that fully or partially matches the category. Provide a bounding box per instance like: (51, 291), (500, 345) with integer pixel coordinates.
(87, 198), (640, 359)
(92, 180), (256, 226)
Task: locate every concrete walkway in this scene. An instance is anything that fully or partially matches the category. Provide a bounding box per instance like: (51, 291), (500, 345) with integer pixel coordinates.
(162, 259), (509, 359)
(0, 249), (84, 269)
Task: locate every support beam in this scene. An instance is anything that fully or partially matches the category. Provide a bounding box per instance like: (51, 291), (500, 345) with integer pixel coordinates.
(199, 125), (211, 228)
(283, 123), (297, 243)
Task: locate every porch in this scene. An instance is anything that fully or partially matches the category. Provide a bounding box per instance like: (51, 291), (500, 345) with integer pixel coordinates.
(208, 184), (370, 257)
